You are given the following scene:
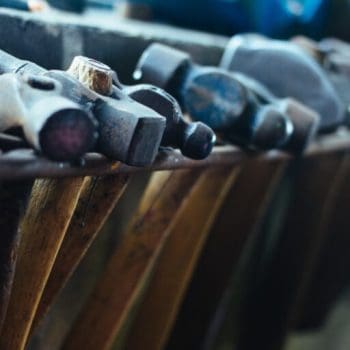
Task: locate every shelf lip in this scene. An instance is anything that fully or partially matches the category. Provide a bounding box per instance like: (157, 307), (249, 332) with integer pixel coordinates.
(0, 132), (349, 180)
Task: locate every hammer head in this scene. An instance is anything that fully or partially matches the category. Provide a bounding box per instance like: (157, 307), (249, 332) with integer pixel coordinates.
(125, 84), (215, 160)
(232, 72), (320, 154)
(135, 43), (296, 152)
(94, 89), (166, 167)
(47, 68), (166, 167)
(0, 73), (97, 161)
(135, 43), (247, 130)
(134, 43), (191, 92)
(221, 34), (345, 132)
(225, 94), (293, 151)
(278, 98), (320, 154)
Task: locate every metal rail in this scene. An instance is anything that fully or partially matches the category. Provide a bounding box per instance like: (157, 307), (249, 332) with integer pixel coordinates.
(0, 131), (349, 180)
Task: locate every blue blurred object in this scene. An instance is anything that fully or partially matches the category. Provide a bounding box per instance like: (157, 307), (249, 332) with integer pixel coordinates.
(250, 0), (329, 38)
(47, 0), (115, 12)
(120, 0), (331, 38)
(47, 0), (85, 12)
(0, 0), (30, 10)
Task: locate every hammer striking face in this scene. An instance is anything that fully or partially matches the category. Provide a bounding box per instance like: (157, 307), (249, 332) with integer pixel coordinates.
(0, 73), (96, 161)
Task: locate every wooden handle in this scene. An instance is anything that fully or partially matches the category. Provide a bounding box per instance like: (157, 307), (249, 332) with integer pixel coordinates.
(0, 180), (33, 333)
(235, 153), (346, 350)
(62, 169), (201, 350)
(31, 173), (130, 333)
(167, 160), (287, 350)
(123, 166), (239, 350)
(0, 177), (86, 350)
(290, 155), (350, 330)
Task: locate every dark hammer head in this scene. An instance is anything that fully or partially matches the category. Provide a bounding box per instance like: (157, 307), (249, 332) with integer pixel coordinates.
(71, 55), (214, 162)
(225, 91), (293, 151)
(232, 72), (320, 154)
(124, 84), (215, 160)
(221, 34), (345, 132)
(0, 73), (97, 161)
(48, 57), (167, 167)
(0, 49), (166, 167)
(135, 43), (295, 152)
(134, 43), (246, 130)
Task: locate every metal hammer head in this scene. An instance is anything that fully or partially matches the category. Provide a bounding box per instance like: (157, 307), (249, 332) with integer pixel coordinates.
(225, 91), (293, 151)
(70, 55), (214, 162)
(125, 84), (215, 160)
(134, 43), (246, 130)
(232, 72), (320, 154)
(56, 56), (167, 167)
(0, 73), (97, 161)
(221, 34), (345, 132)
(277, 98), (320, 154)
(135, 43), (295, 152)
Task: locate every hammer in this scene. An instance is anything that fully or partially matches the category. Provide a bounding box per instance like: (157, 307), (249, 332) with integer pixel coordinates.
(0, 50), (214, 165)
(0, 50), (166, 166)
(293, 36), (350, 75)
(231, 72), (320, 154)
(0, 72), (97, 162)
(291, 36), (350, 126)
(67, 56), (215, 161)
(220, 34), (346, 132)
(134, 43), (313, 153)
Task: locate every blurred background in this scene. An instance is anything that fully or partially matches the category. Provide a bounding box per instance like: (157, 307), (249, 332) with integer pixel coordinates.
(2, 0), (350, 40)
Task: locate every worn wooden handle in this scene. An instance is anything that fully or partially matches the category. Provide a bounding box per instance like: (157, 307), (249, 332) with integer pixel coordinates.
(123, 166), (239, 350)
(62, 169), (201, 350)
(31, 173), (130, 333)
(290, 155), (350, 330)
(235, 153), (346, 350)
(0, 180), (33, 334)
(0, 177), (86, 350)
(167, 159), (287, 350)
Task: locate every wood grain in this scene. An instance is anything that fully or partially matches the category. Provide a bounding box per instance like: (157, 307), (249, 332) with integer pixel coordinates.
(167, 159), (286, 350)
(235, 153), (346, 350)
(0, 177), (85, 350)
(123, 167), (239, 350)
(0, 180), (33, 333)
(31, 173), (130, 333)
(61, 169), (201, 350)
(291, 155), (350, 330)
